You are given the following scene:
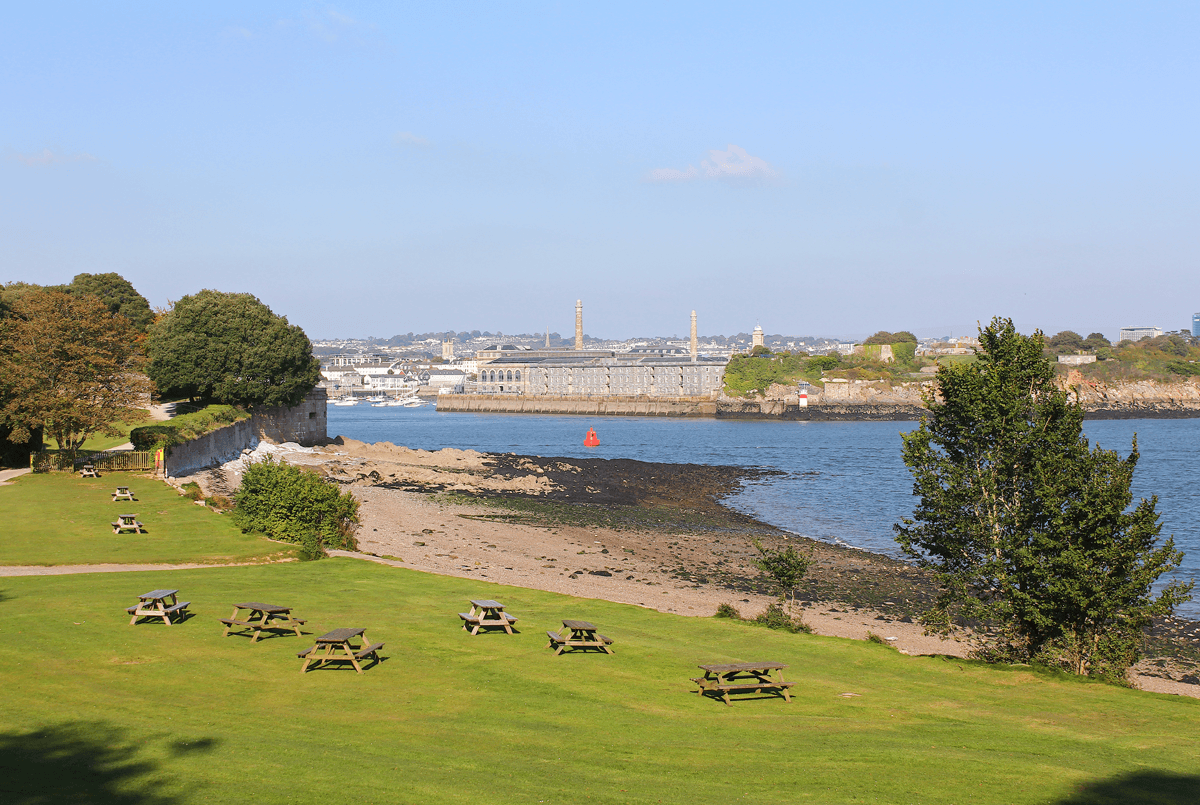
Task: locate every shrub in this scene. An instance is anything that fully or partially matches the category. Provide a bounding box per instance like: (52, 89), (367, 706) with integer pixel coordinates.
(205, 494), (232, 511)
(232, 457), (359, 559)
(130, 424), (181, 451)
(714, 603), (742, 619)
(866, 632), (895, 648)
(754, 602), (812, 633)
(180, 482), (204, 501)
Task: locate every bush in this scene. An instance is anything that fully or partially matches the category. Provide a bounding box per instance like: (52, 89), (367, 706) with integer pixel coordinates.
(714, 603), (741, 619)
(180, 482), (204, 501)
(232, 457), (359, 559)
(130, 424), (182, 451)
(754, 602), (812, 633)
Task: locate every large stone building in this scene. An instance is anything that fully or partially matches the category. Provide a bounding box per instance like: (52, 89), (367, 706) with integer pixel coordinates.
(475, 304), (728, 398)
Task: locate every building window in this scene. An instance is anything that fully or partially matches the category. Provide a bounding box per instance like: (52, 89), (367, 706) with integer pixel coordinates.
(515, 370), (521, 381)
(506, 370), (513, 381)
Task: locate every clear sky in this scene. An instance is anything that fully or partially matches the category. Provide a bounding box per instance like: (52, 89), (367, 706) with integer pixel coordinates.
(4, 2), (1198, 341)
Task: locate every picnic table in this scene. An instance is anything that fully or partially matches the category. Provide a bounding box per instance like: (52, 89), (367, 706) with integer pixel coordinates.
(298, 628), (384, 673)
(112, 486), (135, 502)
(545, 619), (614, 655)
(458, 599), (518, 635)
(691, 662), (794, 706)
(220, 602), (307, 642)
(80, 464), (100, 478)
(127, 589), (191, 625)
(111, 513), (144, 534)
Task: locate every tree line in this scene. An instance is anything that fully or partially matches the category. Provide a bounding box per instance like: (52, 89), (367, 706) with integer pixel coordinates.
(1, 276), (319, 460)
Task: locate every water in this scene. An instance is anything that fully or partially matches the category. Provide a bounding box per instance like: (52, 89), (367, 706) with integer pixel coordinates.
(328, 405), (1200, 617)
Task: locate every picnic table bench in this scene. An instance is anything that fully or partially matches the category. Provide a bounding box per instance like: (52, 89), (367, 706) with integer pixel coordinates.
(458, 599), (518, 635)
(80, 464), (100, 478)
(691, 662), (794, 706)
(112, 514), (144, 534)
(112, 486), (135, 502)
(298, 628), (384, 673)
(545, 619), (614, 655)
(220, 602), (307, 642)
(127, 589), (190, 625)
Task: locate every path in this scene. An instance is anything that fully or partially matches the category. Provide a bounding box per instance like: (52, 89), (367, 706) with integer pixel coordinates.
(0, 468), (31, 485)
(0, 558), (296, 577)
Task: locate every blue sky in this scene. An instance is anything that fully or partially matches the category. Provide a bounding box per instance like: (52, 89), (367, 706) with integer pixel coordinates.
(3, 2), (1198, 341)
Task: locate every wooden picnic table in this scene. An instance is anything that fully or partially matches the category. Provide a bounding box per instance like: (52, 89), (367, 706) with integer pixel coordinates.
(691, 662), (794, 706)
(298, 628), (384, 674)
(80, 464), (100, 478)
(220, 602), (307, 642)
(545, 619), (614, 655)
(127, 589), (191, 625)
(112, 486), (135, 502)
(459, 599), (518, 635)
(111, 513), (144, 534)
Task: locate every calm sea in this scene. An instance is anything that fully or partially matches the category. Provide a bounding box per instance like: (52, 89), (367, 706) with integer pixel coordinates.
(328, 406), (1200, 617)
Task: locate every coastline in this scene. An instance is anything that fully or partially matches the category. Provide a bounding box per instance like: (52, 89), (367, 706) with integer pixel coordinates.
(253, 438), (1200, 695)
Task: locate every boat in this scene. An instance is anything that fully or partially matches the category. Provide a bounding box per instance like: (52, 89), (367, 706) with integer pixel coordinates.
(400, 397), (425, 407)
(332, 398), (360, 406)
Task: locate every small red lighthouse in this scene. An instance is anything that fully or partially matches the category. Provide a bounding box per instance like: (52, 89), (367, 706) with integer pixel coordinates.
(583, 427), (600, 447)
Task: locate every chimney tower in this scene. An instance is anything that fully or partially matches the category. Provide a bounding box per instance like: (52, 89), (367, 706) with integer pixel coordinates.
(690, 311), (698, 361)
(575, 300), (584, 350)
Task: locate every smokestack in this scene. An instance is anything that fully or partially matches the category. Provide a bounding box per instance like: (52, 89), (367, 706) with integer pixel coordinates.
(545, 327), (550, 348)
(575, 299), (583, 350)
(690, 310), (697, 361)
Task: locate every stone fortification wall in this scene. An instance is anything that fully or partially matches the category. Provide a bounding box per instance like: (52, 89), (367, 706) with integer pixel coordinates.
(164, 389), (327, 477)
(435, 394), (717, 417)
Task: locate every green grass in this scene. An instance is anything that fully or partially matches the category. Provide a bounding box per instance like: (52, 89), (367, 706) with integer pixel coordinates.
(0, 473), (296, 566)
(0, 559), (1196, 804)
(77, 417), (145, 452)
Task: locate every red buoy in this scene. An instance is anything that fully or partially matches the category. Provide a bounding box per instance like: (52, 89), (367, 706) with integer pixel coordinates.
(583, 427), (600, 447)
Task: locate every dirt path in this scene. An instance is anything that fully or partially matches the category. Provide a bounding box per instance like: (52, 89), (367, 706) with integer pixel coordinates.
(0, 558), (296, 577)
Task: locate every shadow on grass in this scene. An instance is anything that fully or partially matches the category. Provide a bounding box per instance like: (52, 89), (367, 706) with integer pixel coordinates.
(0, 721), (219, 804)
(1054, 770), (1200, 805)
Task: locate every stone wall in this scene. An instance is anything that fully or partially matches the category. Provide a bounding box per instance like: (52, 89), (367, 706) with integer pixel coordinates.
(163, 388), (327, 477)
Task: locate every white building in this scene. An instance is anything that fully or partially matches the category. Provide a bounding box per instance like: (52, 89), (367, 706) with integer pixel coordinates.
(1119, 326), (1162, 342)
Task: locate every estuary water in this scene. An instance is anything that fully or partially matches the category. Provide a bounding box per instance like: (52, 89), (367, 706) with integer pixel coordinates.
(328, 405), (1200, 617)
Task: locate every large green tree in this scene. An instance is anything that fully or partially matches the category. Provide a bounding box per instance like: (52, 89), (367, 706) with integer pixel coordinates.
(69, 273), (154, 333)
(895, 317), (1191, 681)
(0, 289), (150, 455)
(146, 290), (320, 409)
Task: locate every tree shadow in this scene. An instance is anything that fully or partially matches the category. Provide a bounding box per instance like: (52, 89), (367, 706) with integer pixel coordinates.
(1053, 770), (1200, 805)
(0, 721), (219, 804)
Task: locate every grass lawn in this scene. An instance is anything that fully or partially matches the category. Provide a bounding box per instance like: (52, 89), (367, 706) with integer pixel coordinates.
(0, 473), (296, 566)
(76, 416), (147, 452)
(1, 559), (1196, 804)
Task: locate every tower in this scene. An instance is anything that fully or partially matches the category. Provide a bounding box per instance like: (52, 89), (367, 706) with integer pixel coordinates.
(441, 339), (454, 361)
(575, 300), (584, 350)
(690, 310), (698, 361)
(752, 324), (764, 349)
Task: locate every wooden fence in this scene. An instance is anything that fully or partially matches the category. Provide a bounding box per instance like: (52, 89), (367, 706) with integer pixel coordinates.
(31, 449), (157, 473)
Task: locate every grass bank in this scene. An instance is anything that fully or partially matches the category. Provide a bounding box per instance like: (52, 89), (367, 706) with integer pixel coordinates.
(0, 473), (296, 566)
(0, 559), (1196, 804)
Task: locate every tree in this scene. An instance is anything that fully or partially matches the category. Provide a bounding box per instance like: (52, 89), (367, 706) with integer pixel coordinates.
(1083, 332), (1110, 352)
(895, 317), (1192, 681)
(0, 289), (150, 456)
(752, 539), (813, 612)
(69, 273), (154, 333)
(146, 290), (320, 409)
(1047, 330), (1085, 353)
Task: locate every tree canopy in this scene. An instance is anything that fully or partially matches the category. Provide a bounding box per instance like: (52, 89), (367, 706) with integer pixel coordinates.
(895, 317), (1192, 681)
(0, 288), (150, 454)
(863, 330), (917, 345)
(146, 290), (320, 409)
(69, 273), (154, 333)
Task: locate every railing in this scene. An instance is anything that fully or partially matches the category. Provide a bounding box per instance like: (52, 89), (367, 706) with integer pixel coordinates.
(30, 449), (157, 473)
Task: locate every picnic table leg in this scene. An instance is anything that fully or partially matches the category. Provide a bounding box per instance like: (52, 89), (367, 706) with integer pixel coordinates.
(251, 613), (268, 643)
(346, 645), (364, 674)
(223, 607), (240, 637)
(129, 609), (140, 626)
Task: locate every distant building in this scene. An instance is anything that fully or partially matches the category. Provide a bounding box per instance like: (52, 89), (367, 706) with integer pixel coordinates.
(1193, 313), (1200, 338)
(442, 340), (455, 361)
(752, 325), (764, 349)
(1119, 326), (1162, 343)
